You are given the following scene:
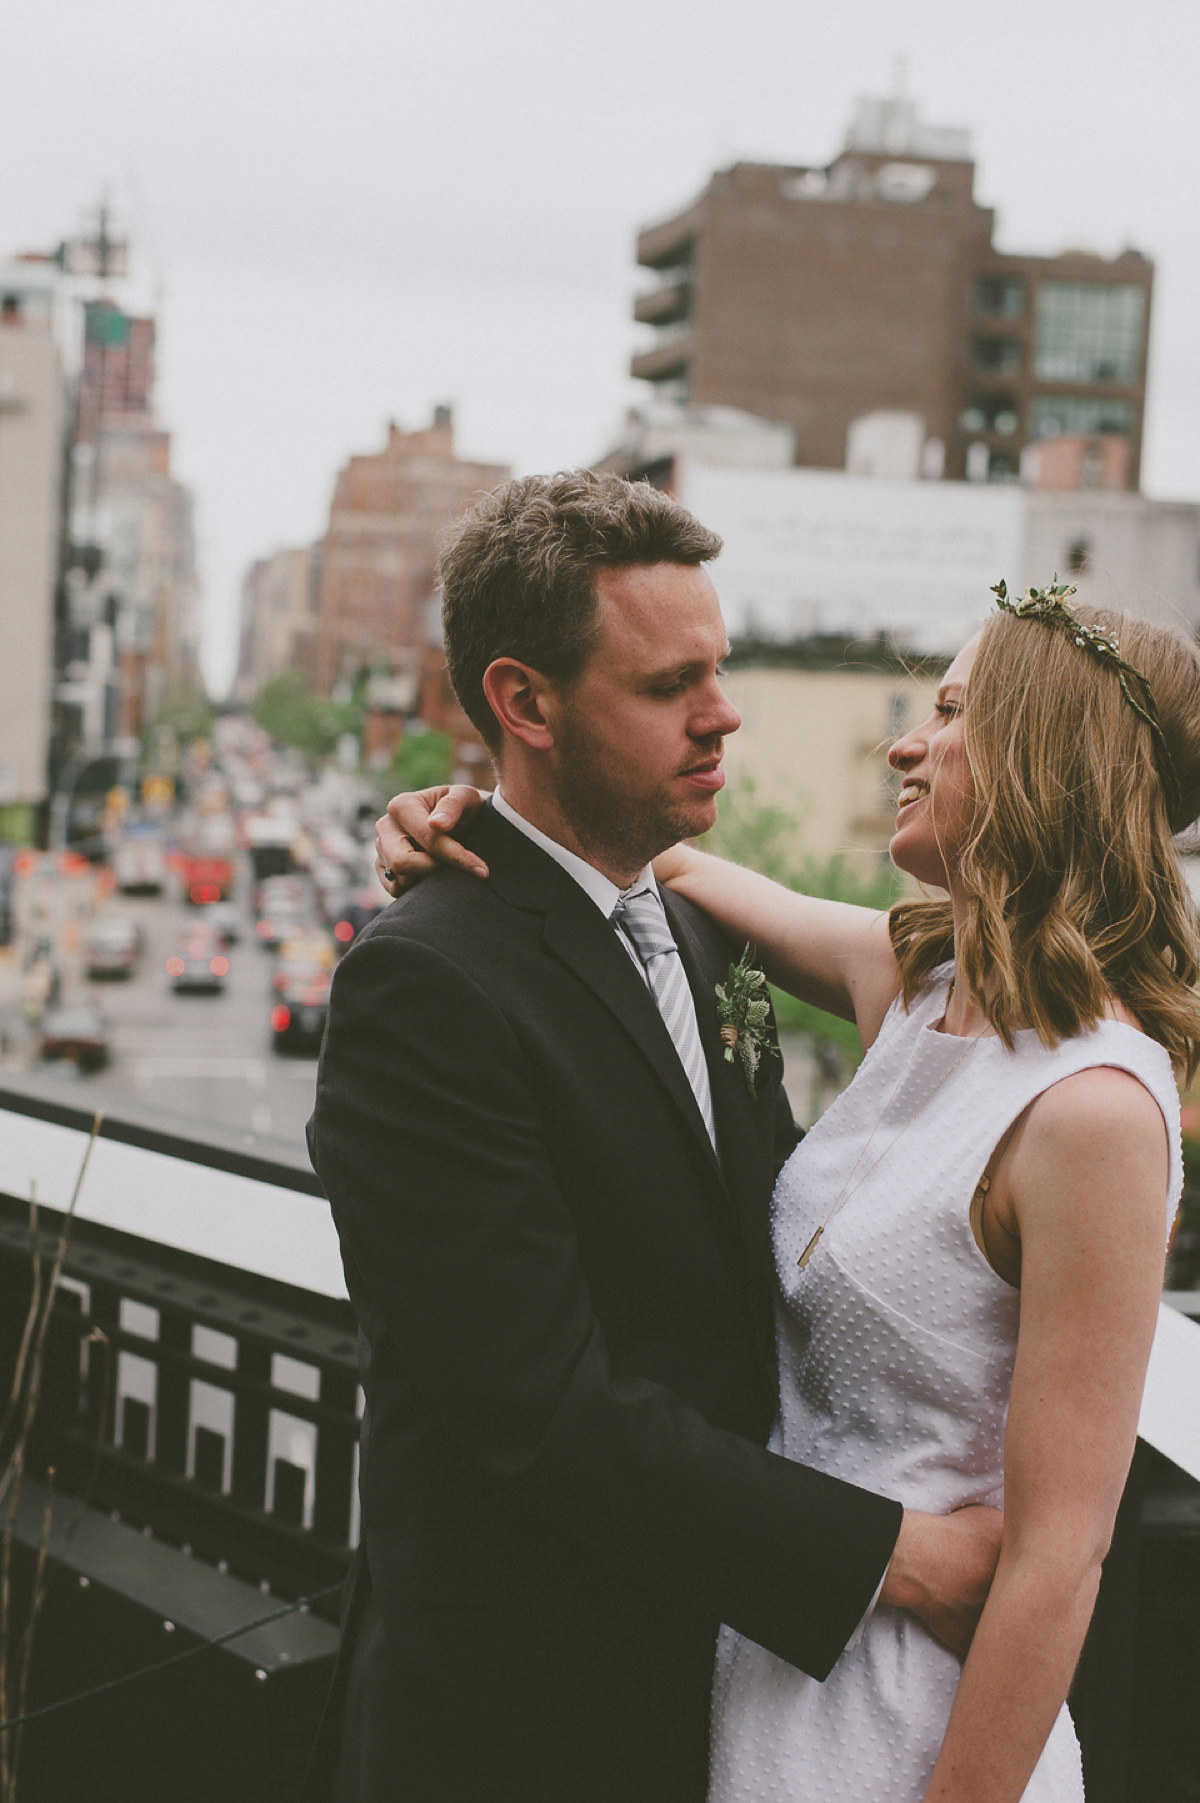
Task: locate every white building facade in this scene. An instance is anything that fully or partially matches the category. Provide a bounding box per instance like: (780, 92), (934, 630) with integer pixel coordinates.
(677, 461), (1200, 655)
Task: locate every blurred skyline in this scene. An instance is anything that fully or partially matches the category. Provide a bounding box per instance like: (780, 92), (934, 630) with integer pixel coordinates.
(3, 0), (1198, 692)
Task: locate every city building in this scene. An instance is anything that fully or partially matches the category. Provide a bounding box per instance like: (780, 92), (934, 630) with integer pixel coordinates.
(70, 296), (201, 741)
(601, 403), (1200, 870)
(0, 264), (67, 839)
(312, 407), (508, 754)
(675, 460), (1200, 654)
(234, 545), (319, 702)
(630, 84), (1153, 488)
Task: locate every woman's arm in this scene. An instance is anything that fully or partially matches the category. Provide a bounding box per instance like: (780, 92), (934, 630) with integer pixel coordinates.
(654, 842), (900, 1048)
(376, 791), (901, 1045)
(921, 1066), (1169, 1802)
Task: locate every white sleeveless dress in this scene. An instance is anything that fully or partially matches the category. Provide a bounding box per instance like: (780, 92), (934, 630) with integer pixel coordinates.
(710, 966), (1181, 1803)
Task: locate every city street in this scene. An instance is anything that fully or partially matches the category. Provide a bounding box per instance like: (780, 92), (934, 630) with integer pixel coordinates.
(0, 862), (322, 1163)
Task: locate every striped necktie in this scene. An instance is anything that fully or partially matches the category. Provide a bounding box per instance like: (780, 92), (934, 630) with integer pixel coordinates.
(612, 887), (717, 1149)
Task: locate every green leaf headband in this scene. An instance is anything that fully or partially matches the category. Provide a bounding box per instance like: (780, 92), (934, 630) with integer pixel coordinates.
(990, 577), (1182, 820)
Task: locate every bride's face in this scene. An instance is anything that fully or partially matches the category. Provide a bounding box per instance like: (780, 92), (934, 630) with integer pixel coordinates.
(887, 635), (979, 888)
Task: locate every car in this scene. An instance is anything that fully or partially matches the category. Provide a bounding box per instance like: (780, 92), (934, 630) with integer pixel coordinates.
(85, 915), (143, 980)
(40, 1005), (110, 1072)
(166, 930), (230, 995)
(331, 890), (384, 949)
(113, 830), (166, 895)
(197, 900), (241, 945)
(270, 970), (330, 1055)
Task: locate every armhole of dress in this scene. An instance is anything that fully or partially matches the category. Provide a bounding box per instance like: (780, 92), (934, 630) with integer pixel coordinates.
(968, 1118), (1024, 1289)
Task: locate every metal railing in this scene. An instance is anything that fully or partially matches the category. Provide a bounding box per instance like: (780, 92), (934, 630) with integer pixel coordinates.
(0, 1085), (1199, 1799)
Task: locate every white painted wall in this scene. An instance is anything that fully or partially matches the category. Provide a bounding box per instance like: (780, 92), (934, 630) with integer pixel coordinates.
(682, 462), (1200, 656)
(0, 323), (64, 805)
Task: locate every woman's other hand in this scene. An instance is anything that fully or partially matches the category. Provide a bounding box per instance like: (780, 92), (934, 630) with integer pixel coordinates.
(375, 785), (491, 894)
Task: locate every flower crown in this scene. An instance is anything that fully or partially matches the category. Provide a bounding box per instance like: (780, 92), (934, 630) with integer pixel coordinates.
(990, 577), (1182, 819)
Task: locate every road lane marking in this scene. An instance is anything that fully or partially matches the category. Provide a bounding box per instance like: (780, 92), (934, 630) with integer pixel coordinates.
(132, 1057), (268, 1084)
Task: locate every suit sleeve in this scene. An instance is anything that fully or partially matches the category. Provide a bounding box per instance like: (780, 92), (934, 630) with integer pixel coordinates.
(312, 928), (901, 1680)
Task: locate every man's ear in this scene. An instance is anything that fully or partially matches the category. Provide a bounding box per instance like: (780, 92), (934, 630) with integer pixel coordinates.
(482, 659), (556, 752)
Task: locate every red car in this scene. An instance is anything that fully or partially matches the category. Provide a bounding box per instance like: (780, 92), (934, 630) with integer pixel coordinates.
(181, 854), (234, 906)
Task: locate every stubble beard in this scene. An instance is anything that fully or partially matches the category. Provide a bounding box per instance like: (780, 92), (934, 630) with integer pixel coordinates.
(552, 719), (716, 876)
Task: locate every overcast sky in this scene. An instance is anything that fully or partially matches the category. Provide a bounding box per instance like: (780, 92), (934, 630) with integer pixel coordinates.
(3, 0), (1198, 692)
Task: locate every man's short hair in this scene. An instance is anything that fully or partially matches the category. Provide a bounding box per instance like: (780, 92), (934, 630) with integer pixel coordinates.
(438, 470), (723, 754)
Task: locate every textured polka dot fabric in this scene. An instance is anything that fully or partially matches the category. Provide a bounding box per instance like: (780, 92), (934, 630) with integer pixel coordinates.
(710, 965), (1181, 1802)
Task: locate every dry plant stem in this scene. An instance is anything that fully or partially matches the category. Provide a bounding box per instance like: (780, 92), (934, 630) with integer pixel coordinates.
(9, 1469), (56, 1792)
(0, 1192), (42, 1479)
(0, 1116), (102, 1802)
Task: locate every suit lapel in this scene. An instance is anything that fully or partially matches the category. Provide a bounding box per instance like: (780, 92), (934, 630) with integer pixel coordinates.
(661, 890), (779, 1314)
(471, 805), (726, 1181)
(472, 805), (775, 1319)
(541, 899), (725, 1184)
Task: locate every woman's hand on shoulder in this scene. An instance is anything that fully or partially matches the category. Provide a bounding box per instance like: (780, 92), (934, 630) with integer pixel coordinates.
(375, 784), (491, 894)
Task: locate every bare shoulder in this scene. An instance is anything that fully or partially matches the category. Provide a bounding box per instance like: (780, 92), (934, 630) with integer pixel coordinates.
(1005, 1064), (1170, 1249)
(1022, 1064), (1168, 1163)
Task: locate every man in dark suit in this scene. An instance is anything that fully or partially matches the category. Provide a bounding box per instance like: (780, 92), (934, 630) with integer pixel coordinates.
(306, 472), (998, 1802)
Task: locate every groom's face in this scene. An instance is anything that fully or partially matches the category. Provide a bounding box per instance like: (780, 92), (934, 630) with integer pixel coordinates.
(546, 561), (740, 869)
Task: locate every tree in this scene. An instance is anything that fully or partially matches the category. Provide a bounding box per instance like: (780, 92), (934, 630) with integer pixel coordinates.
(699, 778), (902, 1065)
(252, 672), (359, 759)
(389, 729), (453, 792)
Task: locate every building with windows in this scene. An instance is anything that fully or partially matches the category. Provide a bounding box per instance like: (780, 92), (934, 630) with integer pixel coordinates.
(69, 297), (201, 741)
(312, 406), (508, 698)
(630, 86), (1153, 488)
(234, 545), (319, 702)
(0, 263), (67, 836)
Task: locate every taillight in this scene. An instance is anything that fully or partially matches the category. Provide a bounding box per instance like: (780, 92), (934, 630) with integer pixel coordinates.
(256, 920), (273, 939)
(209, 956), (229, 976)
(190, 882), (221, 904)
(165, 956), (185, 976)
(271, 1004), (290, 1032)
(333, 920), (354, 943)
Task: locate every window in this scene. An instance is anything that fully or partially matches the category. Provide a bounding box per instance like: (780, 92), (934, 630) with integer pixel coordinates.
(1029, 396), (1134, 439)
(960, 395), (1019, 437)
(970, 336), (1021, 374)
(974, 276), (1025, 318)
(1033, 283), (1145, 384)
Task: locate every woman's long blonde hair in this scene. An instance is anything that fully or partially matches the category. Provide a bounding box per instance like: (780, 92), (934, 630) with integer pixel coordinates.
(888, 603), (1200, 1078)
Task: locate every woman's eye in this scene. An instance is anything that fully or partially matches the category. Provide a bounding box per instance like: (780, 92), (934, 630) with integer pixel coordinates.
(936, 702), (960, 720)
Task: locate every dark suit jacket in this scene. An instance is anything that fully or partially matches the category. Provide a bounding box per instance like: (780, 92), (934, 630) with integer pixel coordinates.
(304, 804), (901, 1803)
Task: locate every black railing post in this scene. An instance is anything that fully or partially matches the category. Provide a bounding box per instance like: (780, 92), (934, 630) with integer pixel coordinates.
(1070, 1437), (1150, 1802)
(313, 1365), (357, 1546)
(155, 1307), (191, 1478)
(232, 1337), (271, 1515)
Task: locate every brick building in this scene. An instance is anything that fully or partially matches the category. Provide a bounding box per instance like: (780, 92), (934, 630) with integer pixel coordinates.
(234, 545), (319, 702)
(69, 297), (199, 739)
(313, 407), (509, 700)
(631, 89), (1153, 488)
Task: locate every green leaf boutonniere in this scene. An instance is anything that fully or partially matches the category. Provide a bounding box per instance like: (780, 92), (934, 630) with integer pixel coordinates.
(715, 945), (778, 1099)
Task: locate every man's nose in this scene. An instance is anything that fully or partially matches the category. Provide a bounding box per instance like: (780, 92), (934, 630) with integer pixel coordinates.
(696, 687), (741, 740)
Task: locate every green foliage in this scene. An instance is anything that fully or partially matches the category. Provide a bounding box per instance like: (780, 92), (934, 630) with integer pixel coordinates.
(152, 684), (213, 744)
(252, 672), (361, 759)
(390, 730), (453, 792)
(699, 778), (901, 1064)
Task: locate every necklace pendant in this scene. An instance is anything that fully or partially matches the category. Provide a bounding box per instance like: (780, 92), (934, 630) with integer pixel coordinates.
(797, 1226), (823, 1271)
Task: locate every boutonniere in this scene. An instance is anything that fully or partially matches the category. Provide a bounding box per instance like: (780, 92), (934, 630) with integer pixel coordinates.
(715, 945), (778, 1099)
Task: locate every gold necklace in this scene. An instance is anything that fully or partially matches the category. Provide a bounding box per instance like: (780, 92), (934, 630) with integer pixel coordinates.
(796, 984), (989, 1270)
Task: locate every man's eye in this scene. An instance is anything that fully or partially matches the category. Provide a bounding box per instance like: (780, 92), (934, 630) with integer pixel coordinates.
(653, 681), (686, 697)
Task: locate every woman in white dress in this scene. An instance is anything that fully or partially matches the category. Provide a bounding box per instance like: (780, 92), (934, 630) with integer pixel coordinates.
(376, 585), (1200, 1801)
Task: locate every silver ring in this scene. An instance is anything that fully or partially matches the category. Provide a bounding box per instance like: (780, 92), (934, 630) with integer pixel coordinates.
(383, 867), (396, 883)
